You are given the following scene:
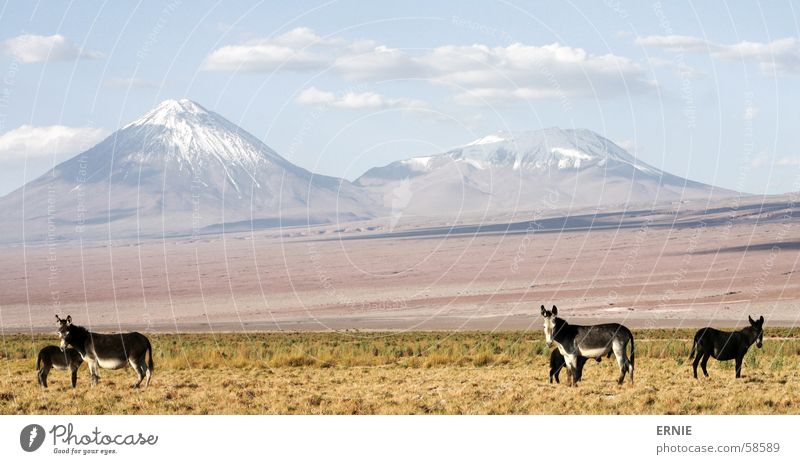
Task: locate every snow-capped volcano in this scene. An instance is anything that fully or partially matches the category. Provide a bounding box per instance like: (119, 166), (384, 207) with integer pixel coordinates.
(0, 99), (376, 242)
(119, 99), (289, 174)
(356, 128), (734, 216)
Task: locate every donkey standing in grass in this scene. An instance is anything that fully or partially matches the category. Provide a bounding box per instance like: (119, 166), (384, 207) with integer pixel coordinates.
(56, 315), (154, 388)
(37, 344), (83, 388)
(541, 305), (634, 386)
(689, 315), (764, 379)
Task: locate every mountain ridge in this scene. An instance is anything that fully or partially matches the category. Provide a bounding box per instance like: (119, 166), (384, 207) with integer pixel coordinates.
(356, 127), (733, 217)
(0, 100), (737, 243)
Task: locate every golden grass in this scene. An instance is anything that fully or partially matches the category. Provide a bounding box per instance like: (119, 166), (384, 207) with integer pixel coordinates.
(1, 329), (799, 414)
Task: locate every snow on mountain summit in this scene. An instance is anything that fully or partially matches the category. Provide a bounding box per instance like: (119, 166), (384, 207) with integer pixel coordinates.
(444, 128), (645, 172)
(116, 98), (286, 171)
(465, 133), (508, 146)
(128, 98), (209, 125)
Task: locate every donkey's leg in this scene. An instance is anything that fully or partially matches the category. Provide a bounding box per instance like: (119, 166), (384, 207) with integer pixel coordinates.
(70, 367), (78, 388)
(613, 341), (628, 385)
(700, 353), (711, 377)
(735, 356), (743, 379)
(129, 358), (145, 389)
(575, 357), (588, 382)
(569, 355), (581, 387)
(550, 366), (558, 384)
(140, 359), (151, 388)
(616, 360), (626, 384)
(564, 354), (579, 387)
(692, 351), (702, 379)
(38, 365), (50, 388)
(88, 361), (100, 386)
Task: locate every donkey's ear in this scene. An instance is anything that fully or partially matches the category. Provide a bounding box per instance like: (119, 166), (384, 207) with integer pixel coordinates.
(540, 305), (547, 316)
(66, 315), (72, 324)
(749, 315), (755, 325)
(55, 315), (61, 322)
(551, 305), (558, 316)
(759, 315), (764, 324)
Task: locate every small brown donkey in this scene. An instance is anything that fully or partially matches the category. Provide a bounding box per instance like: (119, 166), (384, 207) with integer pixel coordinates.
(37, 345), (83, 388)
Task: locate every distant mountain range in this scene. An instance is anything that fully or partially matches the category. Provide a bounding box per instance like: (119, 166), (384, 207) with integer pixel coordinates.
(0, 100), (735, 242)
(357, 128), (734, 217)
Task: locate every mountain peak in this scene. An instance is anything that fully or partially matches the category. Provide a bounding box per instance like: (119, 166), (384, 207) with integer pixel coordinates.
(466, 132), (510, 146)
(126, 98), (210, 129)
(447, 127), (639, 171)
(158, 98), (207, 113)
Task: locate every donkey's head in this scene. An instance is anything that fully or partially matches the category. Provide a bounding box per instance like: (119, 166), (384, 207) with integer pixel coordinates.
(55, 315), (72, 350)
(541, 305), (559, 347)
(748, 315), (765, 348)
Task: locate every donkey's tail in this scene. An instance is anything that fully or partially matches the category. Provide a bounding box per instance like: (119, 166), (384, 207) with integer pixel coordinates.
(36, 351), (42, 371)
(689, 334), (698, 359)
(145, 339), (154, 376)
(629, 335), (635, 374)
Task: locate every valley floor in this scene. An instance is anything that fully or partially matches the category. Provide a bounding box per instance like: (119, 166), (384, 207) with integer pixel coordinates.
(1, 195), (798, 331)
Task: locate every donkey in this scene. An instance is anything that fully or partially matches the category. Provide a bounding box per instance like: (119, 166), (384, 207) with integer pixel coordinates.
(37, 345), (83, 388)
(549, 349), (603, 384)
(56, 315), (154, 388)
(689, 315), (764, 379)
(541, 305), (634, 386)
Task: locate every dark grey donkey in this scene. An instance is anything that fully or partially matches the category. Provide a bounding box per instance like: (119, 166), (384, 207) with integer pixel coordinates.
(37, 345), (83, 388)
(56, 315), (154, 388)
(541, 305), (634, 386)
(689, 315), (764, 379)
(549, 349), (603, 384)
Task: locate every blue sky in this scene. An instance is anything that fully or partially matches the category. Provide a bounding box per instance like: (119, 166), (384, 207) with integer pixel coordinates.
(0, 0), (798, 196)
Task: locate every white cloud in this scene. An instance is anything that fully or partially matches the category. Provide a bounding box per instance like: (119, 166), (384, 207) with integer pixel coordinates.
(776, 156), (800, 166)
(202, 27), (340, 72)
(750, 150), (770, 169)
(424, 43), (654, 103)
(331, 42), (653, 100)
(104, 77), (157, 89)
(333, 45), (424, 80)
(750, 151), (800, 168)
(743, 102), (760, 121)
(454, 87), (566, 105)
(636, 35), (710, 52)
(2, 34), (102, 63)
(296, 87), (337, 105)
(646, 57), (706, 79)
(637, 35), (800, 74)
(296, 87), (428, 110)
(0, 125), (108, 162)
(268, 27), (345, 48)
(205, 28), (655, 105)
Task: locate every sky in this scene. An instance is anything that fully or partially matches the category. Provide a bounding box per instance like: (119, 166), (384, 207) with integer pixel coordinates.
(0, 0), (798, 196)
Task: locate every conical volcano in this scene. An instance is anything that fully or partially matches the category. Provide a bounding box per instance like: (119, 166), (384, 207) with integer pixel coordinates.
(0, 99), (376, 242)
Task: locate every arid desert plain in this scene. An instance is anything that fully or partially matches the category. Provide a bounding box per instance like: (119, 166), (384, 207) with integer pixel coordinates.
(1, 194), (799, 333)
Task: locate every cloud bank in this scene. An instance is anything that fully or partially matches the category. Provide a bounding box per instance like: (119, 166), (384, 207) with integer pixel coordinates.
(205, 27), (655, 106)
(0, 125), (109, 162)
(2, 34), (103, 63)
